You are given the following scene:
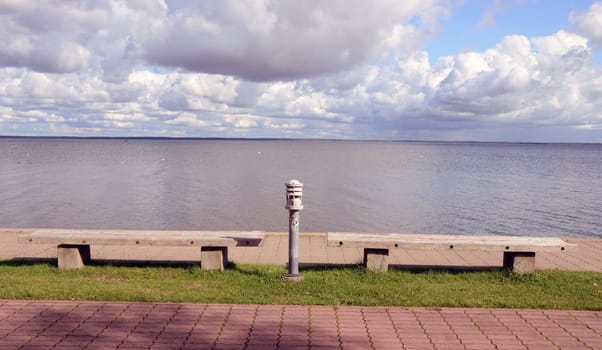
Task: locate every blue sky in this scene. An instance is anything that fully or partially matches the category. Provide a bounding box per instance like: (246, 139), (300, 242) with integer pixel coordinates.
(1, 0), (601, 142)
(430, 1), (594, 57)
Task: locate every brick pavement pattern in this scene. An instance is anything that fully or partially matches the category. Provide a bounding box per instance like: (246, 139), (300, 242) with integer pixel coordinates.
(1, 300), (601, 350)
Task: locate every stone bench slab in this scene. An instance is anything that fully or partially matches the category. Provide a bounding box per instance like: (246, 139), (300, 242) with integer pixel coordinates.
(328, 232), (572, 273)
(18, 229), (265, 270)
(19, 229), (265, 247)
(328, 232), (570, 252)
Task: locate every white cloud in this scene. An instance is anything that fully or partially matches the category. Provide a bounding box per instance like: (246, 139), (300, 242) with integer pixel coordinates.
(263, 119), (305, 130)
(570, 2), (602, 47)
(179, 75), (238, 104)
(165, 112), (209, 128)
(224, 114), (258, 129)
(20, 110), (64, 123)
(0, 0), (106, 73)
(428, 31), (601, 133)
(0, 1), (601, 141)
(141, 0), (447, 81)
(0, 0), (447, 93)
(103, 112), (151, 122)
(532, 30), (588, 56)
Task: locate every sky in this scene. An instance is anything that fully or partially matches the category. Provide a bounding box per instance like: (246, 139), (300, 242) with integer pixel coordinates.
(1, 0), (602, 142)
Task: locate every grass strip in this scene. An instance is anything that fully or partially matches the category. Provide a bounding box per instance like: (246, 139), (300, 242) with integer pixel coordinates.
(0, 261), (601, 310)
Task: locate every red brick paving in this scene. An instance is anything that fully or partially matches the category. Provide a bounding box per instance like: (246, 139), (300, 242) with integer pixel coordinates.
(1, 300), (601, 349)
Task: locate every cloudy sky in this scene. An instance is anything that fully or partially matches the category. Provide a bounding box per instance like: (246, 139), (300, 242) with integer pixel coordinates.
(1, 0), (602, 142)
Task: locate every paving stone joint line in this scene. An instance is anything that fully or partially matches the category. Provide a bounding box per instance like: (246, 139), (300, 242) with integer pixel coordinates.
(517, 310), (559, 349)
(1, 302), (602, 350)
(241, 305), (259, 350)
(306, 305), (312, 350)
(210, 304), (233, 350)
(180, 303), (209, 349)
(151, 303), (182, 348)
(438, 308), (461, 348)
(490, 309), (528, 349)
(273, 305), (285, 350)
(84, 302), (121, 349)
(360, 307), (377, 350)
(413, 309), (438, 350)
(332, 307), (344, 350)
(30, 301), (80, 348)
(546, 310), (593, 349)
(385, 308), (407, 350)
(117, 302), (154, 349)
(463, 308), (498, 349)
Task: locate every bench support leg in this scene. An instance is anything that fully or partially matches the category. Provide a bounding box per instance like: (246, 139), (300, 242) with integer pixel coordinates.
(503, 252), (536, 273)
(201, 246), (228, 271)
(57, 244), (91, 269)
(364, 248), (389, 272)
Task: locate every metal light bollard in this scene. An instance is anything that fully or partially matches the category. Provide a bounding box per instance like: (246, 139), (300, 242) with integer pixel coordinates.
(283, 179), (303, 280)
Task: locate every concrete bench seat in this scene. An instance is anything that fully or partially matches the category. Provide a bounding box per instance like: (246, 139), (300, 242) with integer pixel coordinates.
(328, 232), (571, 273)
(18, 229), (264, 270)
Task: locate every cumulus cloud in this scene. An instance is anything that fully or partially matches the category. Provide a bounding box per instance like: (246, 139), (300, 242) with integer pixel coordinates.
(570, 2), (602, 47)
(0, 0), (446, 80)
(165, 112), (209, 128)
(0, 1), (601, 142)
(141, 0), (446, 81)
(0, 0), (106, 73)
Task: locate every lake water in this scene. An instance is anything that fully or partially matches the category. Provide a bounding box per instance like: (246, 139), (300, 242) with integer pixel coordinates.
(1, 138), (600, 237)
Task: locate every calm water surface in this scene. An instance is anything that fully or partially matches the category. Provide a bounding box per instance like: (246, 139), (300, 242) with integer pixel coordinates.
(1, 138), (600, 237)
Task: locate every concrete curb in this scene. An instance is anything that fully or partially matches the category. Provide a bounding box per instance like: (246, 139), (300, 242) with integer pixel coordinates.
(2, 229), (602, 272)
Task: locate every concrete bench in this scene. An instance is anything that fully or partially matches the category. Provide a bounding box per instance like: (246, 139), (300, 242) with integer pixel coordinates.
(18, 229), (264, 271)
(328, 232), (571, 273)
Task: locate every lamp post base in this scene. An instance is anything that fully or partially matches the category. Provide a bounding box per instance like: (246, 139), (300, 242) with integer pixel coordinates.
(282, 273), (304, 281)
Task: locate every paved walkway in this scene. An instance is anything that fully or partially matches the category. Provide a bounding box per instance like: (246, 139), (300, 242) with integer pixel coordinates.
(2, 230), (602, 349)
(1, 300), (601, 350)
(2, 230), (602, 272)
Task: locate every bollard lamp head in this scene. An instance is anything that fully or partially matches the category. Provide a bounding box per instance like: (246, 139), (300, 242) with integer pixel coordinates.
(285, 179), (303, 210)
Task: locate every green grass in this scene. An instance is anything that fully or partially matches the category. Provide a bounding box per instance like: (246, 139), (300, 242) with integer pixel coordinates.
(1, 261), (601, 310)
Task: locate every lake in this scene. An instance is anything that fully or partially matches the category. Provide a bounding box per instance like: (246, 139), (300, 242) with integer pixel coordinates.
(1, 138), (600, 237)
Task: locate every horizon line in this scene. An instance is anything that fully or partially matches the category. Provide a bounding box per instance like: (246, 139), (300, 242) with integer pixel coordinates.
(1, 135), (601, 146)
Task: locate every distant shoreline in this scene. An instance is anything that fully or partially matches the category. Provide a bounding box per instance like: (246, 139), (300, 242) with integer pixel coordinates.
(1, 135), (601, 146)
